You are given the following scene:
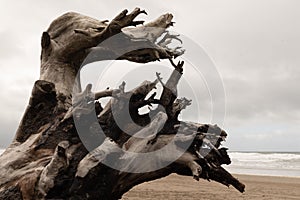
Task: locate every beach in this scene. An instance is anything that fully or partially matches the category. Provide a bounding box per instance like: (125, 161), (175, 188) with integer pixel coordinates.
(1, 149), (299, 199)
(123, 151), (300, 199)
(123, 174), (300, 200)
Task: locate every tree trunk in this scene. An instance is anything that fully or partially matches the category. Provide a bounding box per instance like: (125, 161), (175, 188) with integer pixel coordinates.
(0, 8), (245, 200)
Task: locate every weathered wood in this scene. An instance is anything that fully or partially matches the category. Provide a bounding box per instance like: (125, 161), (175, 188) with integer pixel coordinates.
(0, 8), (244, 200)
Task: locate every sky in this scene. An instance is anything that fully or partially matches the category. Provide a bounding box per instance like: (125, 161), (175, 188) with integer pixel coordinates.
(0, 0), (299, 151)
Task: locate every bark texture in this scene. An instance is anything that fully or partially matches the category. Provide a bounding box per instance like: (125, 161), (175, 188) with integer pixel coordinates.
(0, 8), (245, 200)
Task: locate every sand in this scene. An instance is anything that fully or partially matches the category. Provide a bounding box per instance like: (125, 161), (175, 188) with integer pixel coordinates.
(123, 174), (300, 200)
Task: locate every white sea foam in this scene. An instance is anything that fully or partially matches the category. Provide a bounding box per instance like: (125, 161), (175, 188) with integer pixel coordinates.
(224, 152), (300, 177)
(0, 149), (4, 156)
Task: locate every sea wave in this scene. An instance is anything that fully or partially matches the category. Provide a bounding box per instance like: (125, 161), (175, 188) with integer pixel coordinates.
(225, 152), (300, 177)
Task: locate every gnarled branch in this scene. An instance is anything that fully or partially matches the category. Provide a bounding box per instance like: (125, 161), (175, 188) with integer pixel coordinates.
(0, 9), (244, 200)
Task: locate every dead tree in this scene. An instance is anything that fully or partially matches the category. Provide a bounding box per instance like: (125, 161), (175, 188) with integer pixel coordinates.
(0, 8), (245, 200)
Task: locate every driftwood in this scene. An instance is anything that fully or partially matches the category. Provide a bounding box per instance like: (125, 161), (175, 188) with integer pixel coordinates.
(0, 8), (245, 200)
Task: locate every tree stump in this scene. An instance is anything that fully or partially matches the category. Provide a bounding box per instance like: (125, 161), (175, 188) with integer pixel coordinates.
(0, 8), (245, 200)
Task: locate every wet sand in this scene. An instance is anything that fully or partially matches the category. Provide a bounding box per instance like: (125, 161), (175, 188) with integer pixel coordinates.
(123, 174), (300, 200)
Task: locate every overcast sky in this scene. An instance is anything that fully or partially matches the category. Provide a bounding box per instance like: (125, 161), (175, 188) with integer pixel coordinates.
(0, 0), (299, 151)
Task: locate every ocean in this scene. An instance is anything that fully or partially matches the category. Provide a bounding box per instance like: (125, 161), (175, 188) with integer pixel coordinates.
(224, 152), (300, 177)
(0, 149), (299, 177)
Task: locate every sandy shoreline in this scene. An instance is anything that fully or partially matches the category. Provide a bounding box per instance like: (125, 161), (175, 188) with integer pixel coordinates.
(123, 174), (300, 200)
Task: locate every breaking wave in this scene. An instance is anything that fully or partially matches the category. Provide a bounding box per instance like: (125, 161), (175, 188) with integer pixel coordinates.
(225, 152), (300, 177)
